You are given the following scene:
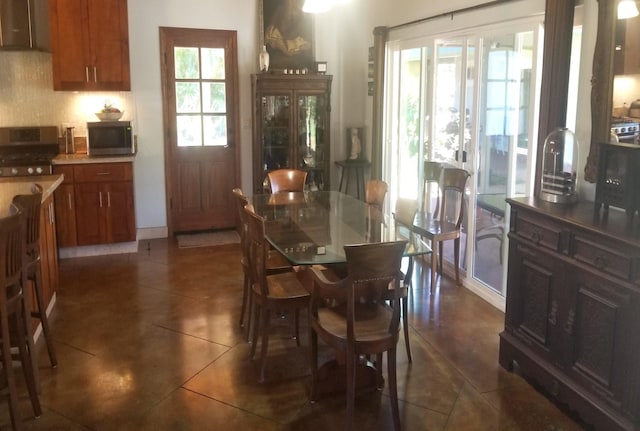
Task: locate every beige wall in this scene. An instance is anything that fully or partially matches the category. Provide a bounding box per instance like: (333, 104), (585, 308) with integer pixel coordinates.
(0, 0), (601, 232)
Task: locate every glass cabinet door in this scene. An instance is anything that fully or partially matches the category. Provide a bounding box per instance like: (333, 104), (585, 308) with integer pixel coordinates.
(297, 94), (327, 190)
(260, 94), (291, 188)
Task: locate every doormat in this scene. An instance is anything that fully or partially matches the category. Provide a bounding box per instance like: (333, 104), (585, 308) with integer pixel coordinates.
(176, 230), (240, 248)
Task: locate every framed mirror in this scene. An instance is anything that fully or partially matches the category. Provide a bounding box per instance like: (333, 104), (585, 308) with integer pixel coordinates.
(586, 0), (617, 182)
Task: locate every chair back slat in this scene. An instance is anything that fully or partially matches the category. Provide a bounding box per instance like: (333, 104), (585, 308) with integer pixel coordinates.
(244, 206), (269, 297)
(267, 169), (307, 193)
(11, 184), (43, 260)
(439, 168), (470, 228)
(0, 205), (25, 292)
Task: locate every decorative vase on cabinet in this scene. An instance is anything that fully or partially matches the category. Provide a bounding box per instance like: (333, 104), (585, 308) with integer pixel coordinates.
(259, 45), (270, 72)
(251, 74), (332, 194)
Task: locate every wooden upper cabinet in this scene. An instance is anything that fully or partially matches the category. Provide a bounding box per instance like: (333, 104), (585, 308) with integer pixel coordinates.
(49, 0), (131, 91)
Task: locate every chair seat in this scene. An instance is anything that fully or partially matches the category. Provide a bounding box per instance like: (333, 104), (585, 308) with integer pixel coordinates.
(252, 271), (309, 301)
(416, 218), (460, 239)
(316, 304), (398, 345)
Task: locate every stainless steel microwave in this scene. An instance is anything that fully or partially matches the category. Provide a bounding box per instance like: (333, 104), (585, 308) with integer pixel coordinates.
(87, 121), (134, 156)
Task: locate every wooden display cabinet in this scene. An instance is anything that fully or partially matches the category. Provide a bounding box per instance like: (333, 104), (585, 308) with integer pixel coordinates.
(49, 0), (131, 91)
(251, 74), (332, 194)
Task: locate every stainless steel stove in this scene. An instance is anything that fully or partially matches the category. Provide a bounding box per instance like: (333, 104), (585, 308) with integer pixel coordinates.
(0, 126), (59, 177)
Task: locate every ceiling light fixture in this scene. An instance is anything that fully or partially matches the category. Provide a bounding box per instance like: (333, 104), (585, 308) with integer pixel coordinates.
(302, 0), (331, 13)
(618, 0), (639, 19)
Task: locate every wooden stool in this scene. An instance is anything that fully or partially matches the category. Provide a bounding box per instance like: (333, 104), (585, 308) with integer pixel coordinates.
(0, 205), (42, 430)
(13, 184), (58, 369)
(335, 159), (370, 200)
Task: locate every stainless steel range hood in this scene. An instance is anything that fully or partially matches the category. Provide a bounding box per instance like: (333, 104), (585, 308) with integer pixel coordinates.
(0, 0), (50, 51)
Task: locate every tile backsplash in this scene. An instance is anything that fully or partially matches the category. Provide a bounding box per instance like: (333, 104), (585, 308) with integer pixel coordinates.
(0, 51), (134, 138)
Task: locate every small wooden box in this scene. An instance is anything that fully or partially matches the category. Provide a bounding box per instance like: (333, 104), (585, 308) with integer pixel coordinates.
(595, 142), (640, 221)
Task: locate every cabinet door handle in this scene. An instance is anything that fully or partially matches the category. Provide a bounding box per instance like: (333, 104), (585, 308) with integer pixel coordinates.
(93, 66), (97, 82)
(85, 66), (89, 82)
(67, 192), (73, 210)
(548, 300), (558, 326)
(564, 308), (575, 335)
(99, 192), (103, 208)
(96, 172), (111, 176)
(49, 202), (54, 224)
(107, 192), (111, 207)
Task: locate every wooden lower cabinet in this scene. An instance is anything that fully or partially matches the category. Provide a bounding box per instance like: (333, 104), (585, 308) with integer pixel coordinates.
(500, 198), (640, 431)
(53, 162), (136, 246)
(37, 194), (58, 311)
(53, 165), (77, 247)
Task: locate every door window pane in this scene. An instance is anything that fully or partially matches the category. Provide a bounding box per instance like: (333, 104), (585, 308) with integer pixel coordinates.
(176, 82), (201, 113)
(177, 115), (202, 147)
(203, 83), (226, 113)
(203, 115), (227, 146)
(202, 48), (225, 79)
(174, 47), (199, 79)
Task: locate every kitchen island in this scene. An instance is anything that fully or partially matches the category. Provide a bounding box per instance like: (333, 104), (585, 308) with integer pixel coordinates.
(0, 174), (64, 335)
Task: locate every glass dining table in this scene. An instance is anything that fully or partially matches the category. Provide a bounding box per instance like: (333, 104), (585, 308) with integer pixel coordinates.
(249, 190), (431, 265)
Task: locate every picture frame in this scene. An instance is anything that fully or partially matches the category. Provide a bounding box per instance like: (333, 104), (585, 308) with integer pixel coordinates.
(346, 127), (366, 161)
(260, 0), (315, 72)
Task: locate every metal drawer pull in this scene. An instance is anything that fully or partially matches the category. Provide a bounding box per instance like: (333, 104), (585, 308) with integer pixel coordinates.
(68, 193), (72, 210)
(593, 254), (609, 270)
(107, 192), (111, 207)
(99, 192), (103, 208)
(96, 172), (111, 176)
(530, 230), (542, 244)
(85, 66), (89, 82)
(93, 66), (97, 82)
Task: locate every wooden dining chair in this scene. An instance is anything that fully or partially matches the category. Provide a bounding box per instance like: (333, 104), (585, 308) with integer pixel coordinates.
(231, 188), (291, 340)
(392, 198), (418, 363)
(365, 179), (388, 209)
(416, 168), (470, 292)
(12, 184), (57, 369)
(267, 169), (307, 193)
(0, 205), (42, 430)
(244, 206), (309, 382)
(308, 240), (407, 431)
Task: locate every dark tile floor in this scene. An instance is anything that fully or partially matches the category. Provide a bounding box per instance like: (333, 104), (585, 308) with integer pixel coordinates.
(1, 238), (586, 430)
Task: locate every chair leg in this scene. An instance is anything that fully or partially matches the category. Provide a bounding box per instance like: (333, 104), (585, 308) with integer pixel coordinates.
(402, 296), (412, 363)
(1, 311), (22, 430)
(16, 301), (41, 418)
(239, 270), (249, 327)
(258, 306), (270, 383)
(430, 242), (437, 294)
(246, 287), (254, 342)
(387, 348), (402, 431)
(453, 238), (460, 285)
(250, 298), (260, 360)
(438, 241), (444, 275)
(346, 347), (356, 431)
(375, 353), (383, 388)
(309, 325), (319, 401)
(32, 267), (57, 368)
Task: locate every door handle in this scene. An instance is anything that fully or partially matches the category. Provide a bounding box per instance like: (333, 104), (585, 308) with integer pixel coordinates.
(107, 192), (111, 207)
(99, 192), (103, 208)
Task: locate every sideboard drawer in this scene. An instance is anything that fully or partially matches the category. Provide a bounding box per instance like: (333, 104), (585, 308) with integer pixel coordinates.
(512, 212), (565, 252)
(571, 233), (640, 282)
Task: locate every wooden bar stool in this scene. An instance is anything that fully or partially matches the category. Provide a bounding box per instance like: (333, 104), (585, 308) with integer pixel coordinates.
(13, 184), (58, 368)
(0, 204), (42, 430)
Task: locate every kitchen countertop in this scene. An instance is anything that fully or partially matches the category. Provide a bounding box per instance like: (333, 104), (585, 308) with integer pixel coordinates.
(53, 154), (135, 164)
(0, 174), (64, 216)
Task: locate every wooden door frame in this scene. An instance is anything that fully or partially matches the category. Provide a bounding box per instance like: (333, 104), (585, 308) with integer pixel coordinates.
(159, 27), (241, 237)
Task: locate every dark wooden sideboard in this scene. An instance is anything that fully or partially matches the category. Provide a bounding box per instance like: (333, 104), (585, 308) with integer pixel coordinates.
(500, 197), (640, 431)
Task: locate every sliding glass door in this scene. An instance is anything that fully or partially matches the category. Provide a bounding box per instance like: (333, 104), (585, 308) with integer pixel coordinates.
(384, 19), (544, 301)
